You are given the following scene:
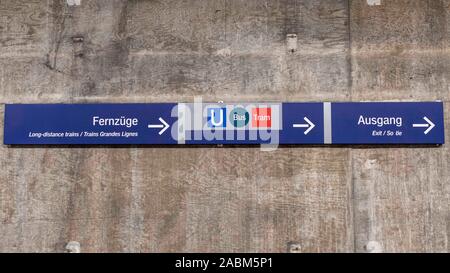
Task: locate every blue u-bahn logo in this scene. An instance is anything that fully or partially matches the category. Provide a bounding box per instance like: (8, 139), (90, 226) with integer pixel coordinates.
(207, 108), (227, 128)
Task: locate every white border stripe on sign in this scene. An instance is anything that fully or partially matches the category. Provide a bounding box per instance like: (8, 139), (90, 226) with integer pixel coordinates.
(323, 102), (332, 144)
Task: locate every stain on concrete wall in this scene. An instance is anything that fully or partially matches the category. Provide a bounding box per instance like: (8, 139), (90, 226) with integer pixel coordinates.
(0, 0), (448, 252)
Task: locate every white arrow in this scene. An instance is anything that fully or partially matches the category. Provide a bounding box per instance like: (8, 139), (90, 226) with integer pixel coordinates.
(148, 117), (170, 135)
(293, 117), (315, 135)
(413, 116), (435, 135)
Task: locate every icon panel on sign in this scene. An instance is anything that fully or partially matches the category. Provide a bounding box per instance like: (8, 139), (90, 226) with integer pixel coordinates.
(230, 107), (249, 128)
(207, 108), (227, 128)
(252, 108), (272, 128)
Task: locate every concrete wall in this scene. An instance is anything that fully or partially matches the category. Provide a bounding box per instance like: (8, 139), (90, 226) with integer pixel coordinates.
(0, 0), (448, 252)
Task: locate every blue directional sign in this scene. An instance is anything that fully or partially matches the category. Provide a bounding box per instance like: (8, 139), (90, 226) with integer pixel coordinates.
(3, 102), (445, 145)
(331, 102), (445, 144)
(4, 104), (178, 145)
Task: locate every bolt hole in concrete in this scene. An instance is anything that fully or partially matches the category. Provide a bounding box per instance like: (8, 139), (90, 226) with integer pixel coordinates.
(365, 241), (383, 253)
(72, 36), (84, 43)
(367, 0), (381, 6)
(66, 0), (81, 6)
(286, 34), (297, 53)
(287, 242), (302, 253)
(65, 241), (81, 253)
